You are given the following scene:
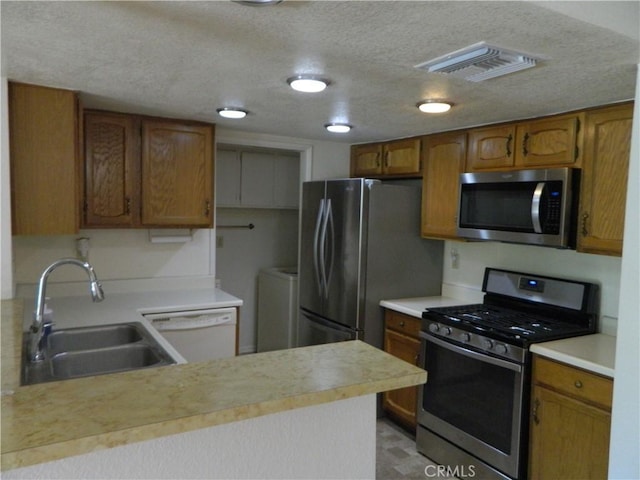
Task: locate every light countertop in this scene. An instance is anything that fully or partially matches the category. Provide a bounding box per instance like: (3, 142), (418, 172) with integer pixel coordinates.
(1, 298), (426, 471)
(381, 296), (616, 378)
(379, 296), (470, 318)
(530, 334), (616, 378)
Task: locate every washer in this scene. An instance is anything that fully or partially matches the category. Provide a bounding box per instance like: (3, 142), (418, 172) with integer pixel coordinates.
(257, 267), (298, 352)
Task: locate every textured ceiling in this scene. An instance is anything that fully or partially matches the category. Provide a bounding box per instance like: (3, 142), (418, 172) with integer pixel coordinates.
(1, 1), (638, 144)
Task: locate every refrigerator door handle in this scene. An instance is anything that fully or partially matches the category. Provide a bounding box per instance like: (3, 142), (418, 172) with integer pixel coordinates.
(319, 198), (330, 298)
(324, 198), (335, 297)
(313, 199), (325, 297)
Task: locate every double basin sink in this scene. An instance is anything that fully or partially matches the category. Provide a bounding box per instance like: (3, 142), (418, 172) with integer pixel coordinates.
(22, 322), (177, 385)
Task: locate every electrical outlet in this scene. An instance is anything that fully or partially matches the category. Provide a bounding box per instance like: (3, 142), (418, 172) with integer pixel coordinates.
(216, 235), (224, 248)
(450, 248), (459, 269)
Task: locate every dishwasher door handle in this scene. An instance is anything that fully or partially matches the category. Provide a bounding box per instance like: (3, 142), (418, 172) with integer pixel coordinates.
(144, 308), (237, 331)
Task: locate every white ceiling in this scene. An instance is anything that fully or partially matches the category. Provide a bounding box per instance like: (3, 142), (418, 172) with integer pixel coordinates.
(1, 1), (638, 144)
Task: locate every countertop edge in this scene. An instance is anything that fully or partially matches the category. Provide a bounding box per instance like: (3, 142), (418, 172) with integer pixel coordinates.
(1, 368), (425, 470)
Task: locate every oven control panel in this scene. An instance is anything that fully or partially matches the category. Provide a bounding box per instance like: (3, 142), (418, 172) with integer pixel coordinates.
(422, 320), (526, 364)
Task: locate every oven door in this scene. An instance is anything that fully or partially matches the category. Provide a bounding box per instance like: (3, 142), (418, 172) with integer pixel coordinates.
(417, 332), (526, 479)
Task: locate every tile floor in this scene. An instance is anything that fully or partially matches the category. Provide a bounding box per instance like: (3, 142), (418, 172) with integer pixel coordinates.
(376, 418), (457, 480)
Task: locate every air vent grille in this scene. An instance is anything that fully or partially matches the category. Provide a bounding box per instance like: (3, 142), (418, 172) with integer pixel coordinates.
(415, 42), (539, 82)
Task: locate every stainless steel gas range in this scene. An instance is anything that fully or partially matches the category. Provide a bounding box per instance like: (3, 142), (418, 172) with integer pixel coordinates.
(416, 268), (599, 480)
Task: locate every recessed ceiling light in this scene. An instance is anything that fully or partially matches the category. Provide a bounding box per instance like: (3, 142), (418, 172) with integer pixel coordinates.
(325, 123), (352, 133)
(287, 75), (330, 93)
(417, 101), (453, 114)
(216, 107), (249, 119)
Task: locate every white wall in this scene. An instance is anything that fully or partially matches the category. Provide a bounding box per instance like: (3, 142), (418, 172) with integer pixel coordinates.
(216, 208), (299, 353)
(1, 77), (14, 299)
(442, 241), (622, 334)
(608, 67), (640, 480)
(4, 394), (376, 480)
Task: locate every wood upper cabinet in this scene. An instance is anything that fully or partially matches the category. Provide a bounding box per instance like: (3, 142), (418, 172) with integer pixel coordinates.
(82, 112), (214, 229)
(141, 120), (213, 227)
(577, 103), (633, 256)
(529, 356), (613, 480)
(466, 113), (583, 171)
(421, 132), (466, 239)
(516, 113), (583, 167)
(84, 112), (139, 227)
(382, 310), (422, 430)
(351, 138), (421, 178)
(9, 82), (80, 235)
(466, 125), (516, 170)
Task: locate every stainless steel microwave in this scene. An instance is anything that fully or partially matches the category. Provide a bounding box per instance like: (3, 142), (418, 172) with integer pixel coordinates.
(457, 167), (579, 248)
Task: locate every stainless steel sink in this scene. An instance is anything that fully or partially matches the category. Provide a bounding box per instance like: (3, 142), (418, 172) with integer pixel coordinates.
(21, 322), (177, 385)
(46, 324), (144, 355)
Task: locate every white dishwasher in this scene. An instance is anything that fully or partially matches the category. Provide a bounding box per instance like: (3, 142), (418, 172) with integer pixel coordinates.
(144, 308), (237, 362)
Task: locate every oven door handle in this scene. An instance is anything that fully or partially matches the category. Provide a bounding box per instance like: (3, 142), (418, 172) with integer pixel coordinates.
(420, 332), (523, 372)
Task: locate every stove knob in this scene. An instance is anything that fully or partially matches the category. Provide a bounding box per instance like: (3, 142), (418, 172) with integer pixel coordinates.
(496, 344), (509, 355)
(461, 332), (471, 342)
(428, 323), (440, 334)
(483, 339), (494, 350)
(442, 327), (452, 336)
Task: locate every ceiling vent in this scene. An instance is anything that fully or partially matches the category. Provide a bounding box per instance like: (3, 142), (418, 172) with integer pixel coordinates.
(415, 42), (539, 82)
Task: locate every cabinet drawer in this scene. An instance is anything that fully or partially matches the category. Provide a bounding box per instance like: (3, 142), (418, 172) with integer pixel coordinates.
(384, 310), (421, 338)
(533, 356), (613, 410)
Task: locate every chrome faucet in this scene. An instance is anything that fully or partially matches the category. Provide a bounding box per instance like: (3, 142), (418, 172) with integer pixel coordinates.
(29, 258), (105, 362)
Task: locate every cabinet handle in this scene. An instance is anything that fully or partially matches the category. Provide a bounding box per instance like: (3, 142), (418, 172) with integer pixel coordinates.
(414, 353), (420, 366)
(399, 321), (405, 327)
(384, 151), (390, 168)
(522, 133), (530, 157)
(506, 134), (513, 157)
(205, 200), (211, 216)
(376, 153), (381, 168)
(532, 398), (540, 425)
(125, 197), (131, 215)
(574, 380), (583, 389)
(581, 212), (589, 236)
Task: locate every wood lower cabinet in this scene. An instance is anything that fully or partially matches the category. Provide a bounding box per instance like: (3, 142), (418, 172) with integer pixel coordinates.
(351, 138), (421, 178)
(421, 132), (466, 239)
(9, 82), (80, 235)
(577, 103), (633, 256)
(382, 310), (422, 430)
(529, 356), (613, 480)
(83, 111), (214, 228)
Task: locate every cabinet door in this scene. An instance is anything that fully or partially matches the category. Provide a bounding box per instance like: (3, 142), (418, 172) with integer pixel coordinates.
(383, 138), (421, 176)
(84, 112), (139, 227)
(9, 82), (79, 234)
(466, 125), (516, 170)
(516, 114), (583, 167)
(529, 385), (611, 480)
(141, 121), (213, 227)
(421, 132), (466, 239)
(273, 153), (300, 208)
(351, 143), (382, 176)
(241, 152), (275, 207)
(578, 104), (633, 256)
(215, 148), (241, 207)
(382, 328), (421, 429)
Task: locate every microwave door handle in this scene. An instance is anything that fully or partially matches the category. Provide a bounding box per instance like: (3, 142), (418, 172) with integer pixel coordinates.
(531, 182), (545, 233)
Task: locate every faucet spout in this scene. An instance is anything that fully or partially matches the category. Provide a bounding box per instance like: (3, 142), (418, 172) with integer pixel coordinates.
(29, 258), (105, 362)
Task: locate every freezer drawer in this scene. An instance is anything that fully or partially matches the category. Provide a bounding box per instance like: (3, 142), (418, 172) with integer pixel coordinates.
(298, 308), (359, 347)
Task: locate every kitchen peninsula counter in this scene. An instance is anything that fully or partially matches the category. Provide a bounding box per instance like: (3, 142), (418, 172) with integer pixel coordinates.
(1, 299), (426, 474)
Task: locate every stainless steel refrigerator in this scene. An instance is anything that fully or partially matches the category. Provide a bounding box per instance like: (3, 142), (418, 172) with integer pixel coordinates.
(298, 178), (444, 349)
